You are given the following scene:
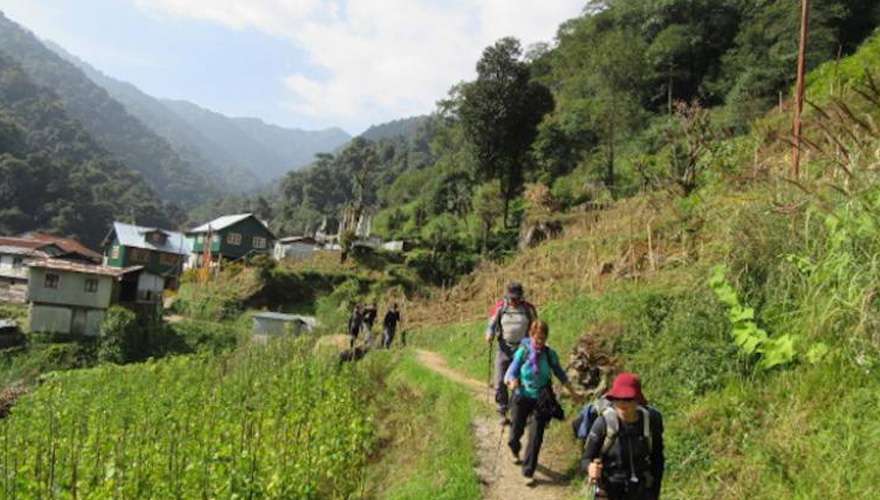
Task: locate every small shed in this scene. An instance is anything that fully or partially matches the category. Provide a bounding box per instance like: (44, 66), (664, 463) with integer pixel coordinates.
(274, 236), (320, 261)
(252, 312), (316, 338)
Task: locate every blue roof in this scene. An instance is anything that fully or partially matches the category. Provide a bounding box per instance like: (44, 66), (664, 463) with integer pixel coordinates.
(110, 222), (190, 255)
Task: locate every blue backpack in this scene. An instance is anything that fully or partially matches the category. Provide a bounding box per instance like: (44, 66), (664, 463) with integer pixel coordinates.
(572, 397), (613, 442)
(573, 397), (657, 454)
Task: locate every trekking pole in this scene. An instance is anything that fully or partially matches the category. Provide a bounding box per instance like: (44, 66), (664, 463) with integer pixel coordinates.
(487, 341), (494, 405)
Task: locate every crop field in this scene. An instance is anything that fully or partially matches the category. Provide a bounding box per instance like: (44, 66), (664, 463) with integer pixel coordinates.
(0, 339), (374, 499)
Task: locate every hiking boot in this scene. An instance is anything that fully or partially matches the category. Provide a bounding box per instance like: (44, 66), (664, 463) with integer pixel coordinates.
(511, 450), (522, 465)
(523, 475), (537, 487)
(498, 416), (510, 426)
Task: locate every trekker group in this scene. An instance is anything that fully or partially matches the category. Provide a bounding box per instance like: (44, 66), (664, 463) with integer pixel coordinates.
(487, 282), (665, 496)
(348, 302), (402, 350)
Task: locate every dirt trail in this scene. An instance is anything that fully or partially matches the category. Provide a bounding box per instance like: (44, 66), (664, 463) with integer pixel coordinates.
(415, 350), (574, 500)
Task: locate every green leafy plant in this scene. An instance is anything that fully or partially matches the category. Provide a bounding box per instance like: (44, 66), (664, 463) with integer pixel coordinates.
(708, 265), (797, 370)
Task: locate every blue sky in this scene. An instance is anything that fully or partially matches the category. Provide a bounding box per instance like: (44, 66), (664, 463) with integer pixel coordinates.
(2, 0), (585, 134)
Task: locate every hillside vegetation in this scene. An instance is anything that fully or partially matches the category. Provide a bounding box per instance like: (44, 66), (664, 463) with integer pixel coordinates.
(0, 52), (170, 246)
(0, 12), (220, 207)
(406, 30), (880, 498)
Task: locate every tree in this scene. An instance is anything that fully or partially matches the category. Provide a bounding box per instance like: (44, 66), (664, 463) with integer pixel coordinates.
(472, 182), (504, 254)
(585, 30), (649, 188)
(337, 137), (379, 224)
(457, 37), (554, 227)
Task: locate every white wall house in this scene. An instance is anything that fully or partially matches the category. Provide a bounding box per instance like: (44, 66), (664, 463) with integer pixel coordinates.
(26, 260), (135, 336)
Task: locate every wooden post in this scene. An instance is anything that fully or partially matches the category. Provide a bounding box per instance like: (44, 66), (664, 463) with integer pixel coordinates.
(792, 0), (811, 178)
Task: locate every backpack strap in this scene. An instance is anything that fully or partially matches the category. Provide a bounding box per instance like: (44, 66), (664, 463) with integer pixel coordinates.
(600, 406), (653, 455)
(600, 407), (619, 455)
(638, 406), (652, 454)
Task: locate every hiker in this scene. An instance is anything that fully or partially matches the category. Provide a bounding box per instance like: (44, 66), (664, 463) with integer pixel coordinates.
(486, 282), (537, 425)
(382, 303), (401, 349)
(348, 303), (363, 349)
(582, 373), (665, 500)
(504, 320), (576, 487)
(363, 303), (378, 346)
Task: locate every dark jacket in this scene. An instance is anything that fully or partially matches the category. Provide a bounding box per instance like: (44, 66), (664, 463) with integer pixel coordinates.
(363, 307), (378, 326)
(383, 310), (400, 329)
(348, 310), (363, 336)
(582, 409), (665, 500)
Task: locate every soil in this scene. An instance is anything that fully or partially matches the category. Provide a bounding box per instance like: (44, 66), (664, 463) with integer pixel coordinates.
(415, 350), (578, 500)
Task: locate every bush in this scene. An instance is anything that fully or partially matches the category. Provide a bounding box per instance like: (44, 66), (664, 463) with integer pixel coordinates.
(98, 306), (141, 364)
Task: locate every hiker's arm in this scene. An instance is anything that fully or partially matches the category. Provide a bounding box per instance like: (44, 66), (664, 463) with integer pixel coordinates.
(549, 351), (570, 385)
(582, 417), (607, 479)
(649, 411), (665, 499)
(504, 347), (525, 386)
(485, 305), (501, 343)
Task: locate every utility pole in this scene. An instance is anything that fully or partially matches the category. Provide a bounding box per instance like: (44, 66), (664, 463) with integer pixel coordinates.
(792, 0), (811, 178)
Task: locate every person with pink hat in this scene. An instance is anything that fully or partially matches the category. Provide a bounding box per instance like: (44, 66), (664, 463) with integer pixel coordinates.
(582, 372), (665, 500)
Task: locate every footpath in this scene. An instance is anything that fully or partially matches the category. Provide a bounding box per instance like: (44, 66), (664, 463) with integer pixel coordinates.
(415, 350), (573, 500)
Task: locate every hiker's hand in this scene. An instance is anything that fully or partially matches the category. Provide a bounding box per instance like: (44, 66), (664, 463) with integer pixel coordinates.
(507, 379), (519, 390)
(588, 460), (602, 483)
(485, 334), (494, 345)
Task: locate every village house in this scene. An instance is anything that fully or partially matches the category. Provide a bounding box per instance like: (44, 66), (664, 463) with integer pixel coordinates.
(102, 223), (190, 300)
(26, 259), (138, 336)
(186, 213), (275, 267)
(273, 236), (321, 261)
(0, 234), (102, 304)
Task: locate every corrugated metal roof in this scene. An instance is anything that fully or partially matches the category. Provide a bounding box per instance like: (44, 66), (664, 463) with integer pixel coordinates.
(0, 237), (45, 250)
(189, 213), (254, 233)
(111, 222), (190, 255)
(0, 245), (48, 258)
(21, 232), (102, 262)
(278, 236), (319, 245)
(28, 259), (143, 277)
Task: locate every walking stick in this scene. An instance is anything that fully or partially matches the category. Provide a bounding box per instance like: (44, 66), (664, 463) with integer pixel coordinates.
(487, 341), (494, 405)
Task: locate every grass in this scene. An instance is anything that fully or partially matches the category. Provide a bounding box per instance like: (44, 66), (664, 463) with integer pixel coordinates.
(366, 352), (481, 500)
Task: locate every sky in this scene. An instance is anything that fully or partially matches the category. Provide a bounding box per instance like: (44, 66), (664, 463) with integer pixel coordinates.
(1, 0), (586, 134)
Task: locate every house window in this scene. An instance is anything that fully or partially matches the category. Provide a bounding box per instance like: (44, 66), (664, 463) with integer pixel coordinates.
(195, 235), (203, 244)
(85, 279), (98, 293)
(12, 257), (23, 269)
(212, 234), (220, 243)
(44, 273), (60, 289)
(227, 233), (242, 245)
(253, 236), (267, 249)
(111, 245), (120, 260)
(160, 253), (179, 266)
(130, 248), (150, 263)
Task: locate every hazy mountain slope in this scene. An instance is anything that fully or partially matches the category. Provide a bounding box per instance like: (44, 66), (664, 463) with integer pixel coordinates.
(160, 99), (290, 183)
(0, 51), (170, 246)
(231, 116), (350, 179)
(45, 42), (262, 194)
(0, 12), (219, 205)
(359, 115), (430, 142)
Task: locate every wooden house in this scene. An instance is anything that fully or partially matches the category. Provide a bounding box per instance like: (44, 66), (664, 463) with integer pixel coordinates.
(186, 214), (275, 267)
(0, 234), (101, 304)
(102, 222), (190, 295)
(26, 259), (139, 336)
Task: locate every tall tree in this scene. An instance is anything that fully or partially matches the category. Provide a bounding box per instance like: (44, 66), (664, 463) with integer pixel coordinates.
(457, 37), (554, 227)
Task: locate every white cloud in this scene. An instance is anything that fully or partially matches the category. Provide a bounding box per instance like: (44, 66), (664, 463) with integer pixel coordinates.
(135, 0), (585, 131)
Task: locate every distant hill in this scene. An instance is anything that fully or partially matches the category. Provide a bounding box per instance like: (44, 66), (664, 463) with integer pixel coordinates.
(47, 42), (263, 194)
(45, 42), (351, 189)
(230, 116), (351, 179)
(161, 99), (350, 182)
(359, 115), (430, 142)
(0, 51), (170, 247)
(0, 12), (219, 206)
